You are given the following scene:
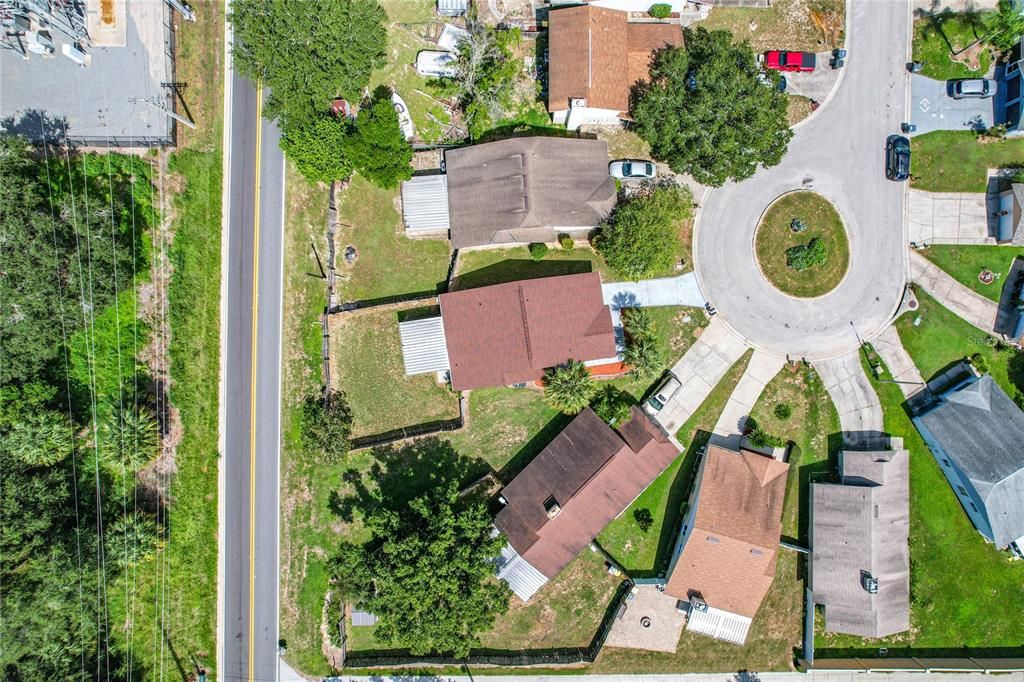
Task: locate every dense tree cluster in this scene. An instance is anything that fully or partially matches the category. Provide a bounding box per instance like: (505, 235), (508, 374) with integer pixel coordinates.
(333, 480), (509, 657)
(231, 0), (414, 186)
(631, 28), (792, 186)
(444, 21), (521, 139)
(0, 135), (161, 679)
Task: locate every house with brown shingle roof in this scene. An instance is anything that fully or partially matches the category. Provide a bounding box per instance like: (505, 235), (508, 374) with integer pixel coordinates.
(494, 406), (679, 601)
(664, 444), (789, 645)
(547, 4), (683, 130)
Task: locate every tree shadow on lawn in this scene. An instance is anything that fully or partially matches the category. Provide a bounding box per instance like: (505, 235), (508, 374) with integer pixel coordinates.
(450, 259), (594, 291)
(328, 437), (488, 523)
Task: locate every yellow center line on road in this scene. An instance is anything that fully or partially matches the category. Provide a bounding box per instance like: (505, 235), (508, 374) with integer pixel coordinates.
(249, 84), (263, 682)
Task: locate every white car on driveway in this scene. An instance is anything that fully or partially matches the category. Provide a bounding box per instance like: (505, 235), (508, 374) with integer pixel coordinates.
(609, 159), (657, 179)
(644, 375), (681, 417)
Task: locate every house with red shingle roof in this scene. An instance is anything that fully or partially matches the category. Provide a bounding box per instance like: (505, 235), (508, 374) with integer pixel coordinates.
(494, 406), (679, 601)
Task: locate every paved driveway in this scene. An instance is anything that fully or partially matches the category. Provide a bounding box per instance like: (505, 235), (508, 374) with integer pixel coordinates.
(784, 53), (842, 103)
(602, 273), (706, 309)
(695, 0), (911, 360)
(910, 74), (994, 134)
(908, 189), (993, 244)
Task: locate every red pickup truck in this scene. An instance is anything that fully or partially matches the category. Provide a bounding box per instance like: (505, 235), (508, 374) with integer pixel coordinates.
(763, 50), (816, 73)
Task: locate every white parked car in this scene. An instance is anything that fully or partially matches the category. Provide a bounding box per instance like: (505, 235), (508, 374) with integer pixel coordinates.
(644, 375), (682, 417)
(609, 159), (657, 179)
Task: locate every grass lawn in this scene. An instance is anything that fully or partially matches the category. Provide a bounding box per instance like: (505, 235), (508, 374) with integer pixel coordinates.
(451, 245), (614, 290)
(698, 0), (844, 52)
(173, 0), (224, 152)
(280, 168), (361, 676)
(330, 308), (460, 438)
(912, 13), (992, 82)
(920, 245), (1024, 303)
(911, 131), (1024, 193)
(599, 350), (752, 576)
(755, 191), (849, 298)
(374, 0), (453, 143)
(815, 348), (1024, 655)
(895, 288), (1024, 401)
(335, 175), (451, 301)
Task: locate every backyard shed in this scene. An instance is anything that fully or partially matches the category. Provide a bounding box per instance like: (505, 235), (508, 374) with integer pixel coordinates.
(401, 174), (450, 235)
(399, 316), (451, 376)
(437, 0), (467, 16)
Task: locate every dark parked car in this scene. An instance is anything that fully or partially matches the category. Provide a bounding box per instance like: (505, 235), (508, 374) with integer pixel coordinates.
(886, 135), (911, 181)
(949, 78), (996, 99)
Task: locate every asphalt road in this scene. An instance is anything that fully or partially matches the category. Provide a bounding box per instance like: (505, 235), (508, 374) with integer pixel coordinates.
(221, 70), (286, 681)
(695, 0), (911, 360)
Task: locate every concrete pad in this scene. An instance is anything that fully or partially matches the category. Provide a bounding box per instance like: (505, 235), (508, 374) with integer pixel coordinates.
(815, 351), (883, 447)
(602, 273), (706, 309)
(872, 325), (926, 398)
(604, 585), (686, 653)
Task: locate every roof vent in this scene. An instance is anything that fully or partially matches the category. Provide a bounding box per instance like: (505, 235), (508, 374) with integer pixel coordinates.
(750, 548), (764, 556)
(706, 535), (719, 544)
(544, 496), (561, 519)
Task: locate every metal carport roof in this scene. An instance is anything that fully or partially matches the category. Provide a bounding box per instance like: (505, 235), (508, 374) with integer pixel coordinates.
(401, 174), (450, 235)
(399, 316), (450, 375)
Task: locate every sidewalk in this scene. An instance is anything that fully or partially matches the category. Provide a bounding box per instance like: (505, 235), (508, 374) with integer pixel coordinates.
(710, 350), (785, 450)
(653, 317), (749, 436)
(909, 250), (998, 333)
(814, 350), (884, 449)
(872, 325), (927, 398)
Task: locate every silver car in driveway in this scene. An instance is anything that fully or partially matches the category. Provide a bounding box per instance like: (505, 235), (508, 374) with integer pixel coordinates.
(643, 375), (681, 417)
(609, 159), (657, 179)
(950, 78), (996, 99)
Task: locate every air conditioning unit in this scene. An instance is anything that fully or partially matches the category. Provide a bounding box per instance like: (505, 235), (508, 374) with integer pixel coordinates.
(690, 595), (709, 613)
(62, 43), (87, 65)
(569, 98), (587, 109)
(544, 496), (561, 519)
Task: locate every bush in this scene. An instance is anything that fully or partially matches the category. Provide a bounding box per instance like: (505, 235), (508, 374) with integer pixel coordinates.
(301, 390), (354, 464)
(773, 402), (793, 420)
(558, 234), (574, 250)
(591, 385), (632, 425)
(633, 508), (654, 532)
(529, 242), (549, 261)
(790, 217), (807, 233)
(597, 184), (691, 280)
(749, 427), (785, 449)
(785, 237), (827, 271)
(280, 114), (352, 183)
(649, 3), (672, 18)
(543, 360), (597, 414)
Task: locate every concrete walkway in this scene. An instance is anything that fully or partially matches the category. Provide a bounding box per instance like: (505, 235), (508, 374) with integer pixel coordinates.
(872, 325), (927, 398)
(909, 250), (998, 333)
(653, 317), (749, 437)
(814, 350), (884, 449)
(908, 189), (992, 245)
(602, 273), (706, 309)
(710, 351), (785, 450)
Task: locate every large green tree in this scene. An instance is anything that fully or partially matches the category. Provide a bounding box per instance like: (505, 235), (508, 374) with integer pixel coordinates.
(333, 481), (509, 657)
(342, 88), (414, 188)
(230, 0), (388, 129)
(446, 22), (521, 139)
(632, 28), (792, 186)
(596, 183), (691, 280)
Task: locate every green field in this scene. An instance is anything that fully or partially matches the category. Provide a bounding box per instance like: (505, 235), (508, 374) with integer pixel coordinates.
(911, 131), (1024, 193)
(912, 13), (992, 82)
(920, 245), (1024, 303)
(755, 191), (849, 299)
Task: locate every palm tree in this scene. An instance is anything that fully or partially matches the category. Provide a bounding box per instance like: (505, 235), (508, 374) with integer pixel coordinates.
(100, 404), (159, 472)
(984, 0), (1024, 52)
(543, 360), (597, 414)
(6, 411), (74, 467)
(623, 333), (665, 381)
(106, 512), (163, 568)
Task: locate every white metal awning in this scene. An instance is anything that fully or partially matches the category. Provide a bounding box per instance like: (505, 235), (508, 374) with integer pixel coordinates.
(496, 543), (549, 602)
(686, 605), (753, 645)
(399, 316), (450, 376)
(401, 174), (450, 235)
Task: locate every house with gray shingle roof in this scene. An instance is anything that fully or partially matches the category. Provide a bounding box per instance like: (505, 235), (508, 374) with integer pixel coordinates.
(811, 445), (910, 638)
(912, 374), (1024, 558)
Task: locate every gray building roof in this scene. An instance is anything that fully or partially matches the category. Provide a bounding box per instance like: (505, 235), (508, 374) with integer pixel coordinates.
(918, 375), (1024, 549)
(443, 137), (617, 249)
(811, 448), (910, 638)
